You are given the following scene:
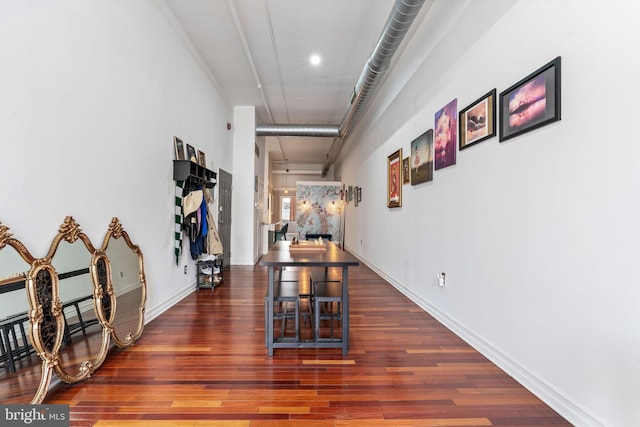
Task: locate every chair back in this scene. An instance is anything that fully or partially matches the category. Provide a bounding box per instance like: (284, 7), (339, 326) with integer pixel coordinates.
(274, 223), (289, 241)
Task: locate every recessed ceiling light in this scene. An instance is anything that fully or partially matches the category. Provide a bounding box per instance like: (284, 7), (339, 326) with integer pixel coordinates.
(309, 54), (321, 66)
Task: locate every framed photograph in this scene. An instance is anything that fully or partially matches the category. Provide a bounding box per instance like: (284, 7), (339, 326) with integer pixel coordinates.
(459, 89), (496, 150)
(354, 186), (359, 207)
(434, 99), (457, 170)
(348, 185), (353, 202)
(174, 137), (185, 160)
(357, 186), (362, 203)
(186, 144), (197, 163)
(402, 157), (410, 184)
(410, 129), (433, 185)
(499, 56), (561, 142)
(387, 149), (402, 208)
(197, 150), (207, 167)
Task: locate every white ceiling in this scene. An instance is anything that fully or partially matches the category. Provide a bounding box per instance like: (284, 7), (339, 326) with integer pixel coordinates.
(162, 0), (426, 167)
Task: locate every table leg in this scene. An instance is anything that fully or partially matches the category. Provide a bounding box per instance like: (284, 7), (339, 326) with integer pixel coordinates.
(267, 266), (274, 356)
(342, 265), (349, 356)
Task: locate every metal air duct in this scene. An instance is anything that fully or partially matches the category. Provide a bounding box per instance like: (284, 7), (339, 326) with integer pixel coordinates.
(256, 0), (426, 176)
(255, 123), (340, 138)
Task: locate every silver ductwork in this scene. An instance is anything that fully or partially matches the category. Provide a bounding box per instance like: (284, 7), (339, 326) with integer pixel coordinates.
(324, 0), (425, 174)
(256, 0), (426, 176)
(255, 123), (340, 137)
(337, 0), (425, 138)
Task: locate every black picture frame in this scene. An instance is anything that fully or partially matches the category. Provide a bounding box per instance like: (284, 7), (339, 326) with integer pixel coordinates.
(459, 89), (496, 150)
(499, 57), (561, 142)
(186, 144), (197, 163)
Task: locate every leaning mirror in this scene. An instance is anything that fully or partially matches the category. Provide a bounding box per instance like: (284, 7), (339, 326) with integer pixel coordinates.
(46, 217), (109, 383)
(0, 222), (53, 403)
(102, 218), (146, 347)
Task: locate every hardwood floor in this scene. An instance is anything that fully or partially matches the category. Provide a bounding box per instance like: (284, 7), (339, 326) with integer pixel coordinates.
(46, 263), (571, 426)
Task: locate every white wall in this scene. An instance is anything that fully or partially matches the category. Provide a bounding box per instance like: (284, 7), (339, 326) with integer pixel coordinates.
(0, 1), (233, 322)
(230, 106), (257, 265)
(336, 1), (640, 426)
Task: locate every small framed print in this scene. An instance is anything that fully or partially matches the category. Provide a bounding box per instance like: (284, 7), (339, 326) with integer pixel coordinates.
(499, 56), (561, 142)
(459, 89), (496, 150)
(387, 149), (402, 208)
(174, 137), (185, 160)
(402, 157), (410, 184)
(186, 144), (197, 163)
(197, 150), (207, 167)
(410, 129), (433, 185)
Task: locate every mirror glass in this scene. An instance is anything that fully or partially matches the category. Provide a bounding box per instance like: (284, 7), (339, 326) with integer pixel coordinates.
(48, 217), (109, 383)
(104, 219), (146, 347)
(0, 224), (47, 403)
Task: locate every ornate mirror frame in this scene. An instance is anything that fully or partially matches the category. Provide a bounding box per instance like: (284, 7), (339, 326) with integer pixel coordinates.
(101, 218), (146, 347)
(26, 258), (65, 401)
(40, 217), (110, 384)
(1, 222), (57, 404)
(1, 217), (146, 404)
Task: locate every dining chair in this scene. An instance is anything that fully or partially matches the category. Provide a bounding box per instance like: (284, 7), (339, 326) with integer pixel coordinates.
(273, 223), (289, 242)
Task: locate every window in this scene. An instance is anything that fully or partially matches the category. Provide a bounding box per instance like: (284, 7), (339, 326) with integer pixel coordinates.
(281, 197), (291, 221)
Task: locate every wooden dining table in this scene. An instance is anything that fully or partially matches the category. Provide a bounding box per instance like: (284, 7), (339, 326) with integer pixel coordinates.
(259, 240), (360, 356)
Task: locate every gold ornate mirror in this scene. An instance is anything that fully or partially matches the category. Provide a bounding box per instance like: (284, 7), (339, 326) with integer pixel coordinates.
(0, 222), (53, 403)
(45, 217), (109, 383)
(102, 218), (146, 347)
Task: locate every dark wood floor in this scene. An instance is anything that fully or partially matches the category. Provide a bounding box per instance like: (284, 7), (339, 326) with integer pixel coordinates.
(46, 263), (571, 426)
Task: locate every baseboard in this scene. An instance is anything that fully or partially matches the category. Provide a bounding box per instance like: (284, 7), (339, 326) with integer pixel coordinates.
(230, 257), (256, 266)
(144, 281), (195, 324)
(345, 247), (604, 427)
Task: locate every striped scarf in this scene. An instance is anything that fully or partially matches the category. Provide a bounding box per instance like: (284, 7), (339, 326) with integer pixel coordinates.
(174, 180), (184, 265)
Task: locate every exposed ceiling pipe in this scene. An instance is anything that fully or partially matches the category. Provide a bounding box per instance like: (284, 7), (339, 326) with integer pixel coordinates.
(255, 124), (340, 137)
(323, 0), (426, 175)
(256, 0), (426, 175)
